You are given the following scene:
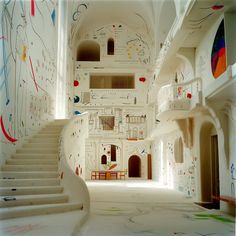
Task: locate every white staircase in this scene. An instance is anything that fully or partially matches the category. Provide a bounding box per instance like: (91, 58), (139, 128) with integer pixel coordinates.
(0, 120), (83, 220)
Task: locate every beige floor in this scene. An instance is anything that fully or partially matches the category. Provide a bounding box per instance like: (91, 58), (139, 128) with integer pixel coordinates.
(0, 180), (235, 236)
(79, 180), (235, 236)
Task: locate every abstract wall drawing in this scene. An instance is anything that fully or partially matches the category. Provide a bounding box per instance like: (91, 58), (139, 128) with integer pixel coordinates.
(0, 0), (58, 161)
(211, 20), (226, 79)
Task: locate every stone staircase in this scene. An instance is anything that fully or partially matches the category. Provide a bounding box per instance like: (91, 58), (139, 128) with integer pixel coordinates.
(0, 120), (83, 220)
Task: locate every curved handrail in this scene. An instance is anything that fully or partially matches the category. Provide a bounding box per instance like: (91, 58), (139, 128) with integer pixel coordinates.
(58, 112), (90, 211)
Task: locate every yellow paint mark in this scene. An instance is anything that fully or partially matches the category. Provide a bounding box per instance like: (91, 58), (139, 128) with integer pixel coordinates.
(22, 46), (27, 62)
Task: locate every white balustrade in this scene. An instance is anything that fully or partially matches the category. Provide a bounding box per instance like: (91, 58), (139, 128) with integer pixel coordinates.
(59, 112), (90, 211)
(157, 78), (202, 114)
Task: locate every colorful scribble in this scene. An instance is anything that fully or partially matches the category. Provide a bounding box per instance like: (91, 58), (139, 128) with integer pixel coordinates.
(211, 20), (226, 78)
(0, 116), (17, 143)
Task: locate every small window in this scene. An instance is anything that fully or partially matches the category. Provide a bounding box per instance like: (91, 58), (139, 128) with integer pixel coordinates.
(111, 145), (116, 162)
(101, 155), (107, 164)
(107, 38), (114, 55)
(100, 116), (115, 130)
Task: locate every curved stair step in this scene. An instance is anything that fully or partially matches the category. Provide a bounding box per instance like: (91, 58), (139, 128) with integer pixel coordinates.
(23, 143), (58, 148)
(0, 178), (60, 187)
(0, 171), (58, 179)
(6, 159), (57, 165)
(1, 164), (58, 171)
(16, 148), (58, 154)
(12, 153), (58, 159)
(0, 193), (68, 207)
(0, 186), (63, 195)
(0, 202), (82, 220)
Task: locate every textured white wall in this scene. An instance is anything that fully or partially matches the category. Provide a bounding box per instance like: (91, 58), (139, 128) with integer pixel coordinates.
(0, 0), (58, 164)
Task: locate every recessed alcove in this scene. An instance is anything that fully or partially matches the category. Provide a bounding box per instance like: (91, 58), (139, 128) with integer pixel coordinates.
(77, 40), (100, 61)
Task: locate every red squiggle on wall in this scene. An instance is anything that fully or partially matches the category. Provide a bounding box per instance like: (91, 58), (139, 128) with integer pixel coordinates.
(29, 56), (38, 92)
(0, 116), (17, 143)
(31, 0), (35, 16)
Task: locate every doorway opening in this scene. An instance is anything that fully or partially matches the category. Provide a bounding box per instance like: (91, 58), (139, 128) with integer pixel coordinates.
(199, 122), (220, 209)
(128, 155), (141, 177)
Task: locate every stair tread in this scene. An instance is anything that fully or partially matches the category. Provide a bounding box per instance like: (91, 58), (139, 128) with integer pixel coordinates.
(0, 185), (62, 190)
(0, 193), (67, 199)
(0, 193), (69, 208)
(0, 202), (83, 219)
(0, 202), (82, 213)
(6, 159), (57, 164)
(12, 154), (58, 158)
(0, 186), (63, 195)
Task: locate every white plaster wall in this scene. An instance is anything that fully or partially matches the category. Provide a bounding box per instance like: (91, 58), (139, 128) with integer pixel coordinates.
(152, 129), (197, 198)
(73, 69), (149, 108)
(0, 0), (58, 164)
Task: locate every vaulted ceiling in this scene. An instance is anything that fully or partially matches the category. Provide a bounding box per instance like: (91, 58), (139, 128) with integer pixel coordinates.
(69, 0), (177, 62)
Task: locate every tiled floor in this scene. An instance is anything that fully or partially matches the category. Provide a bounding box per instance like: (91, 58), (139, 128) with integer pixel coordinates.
(79, 180), (235, 236)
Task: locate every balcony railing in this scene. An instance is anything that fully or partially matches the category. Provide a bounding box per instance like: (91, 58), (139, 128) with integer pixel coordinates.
(157, 77), (202, 116)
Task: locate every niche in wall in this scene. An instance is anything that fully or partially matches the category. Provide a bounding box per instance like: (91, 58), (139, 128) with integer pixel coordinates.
(101, 155), (107, 164)
(77, 40), (100, 61)
(90, 74), (135, 89)
(107, 38), (114, 55)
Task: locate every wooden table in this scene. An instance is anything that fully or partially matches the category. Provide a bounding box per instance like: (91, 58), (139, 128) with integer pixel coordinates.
(91, 170), (126, 180)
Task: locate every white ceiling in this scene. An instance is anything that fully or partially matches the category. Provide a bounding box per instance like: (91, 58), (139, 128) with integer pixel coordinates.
(69, 0), (173, 60)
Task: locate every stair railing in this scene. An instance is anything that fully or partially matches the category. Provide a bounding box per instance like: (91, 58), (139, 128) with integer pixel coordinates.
(59, 112), (90, 211)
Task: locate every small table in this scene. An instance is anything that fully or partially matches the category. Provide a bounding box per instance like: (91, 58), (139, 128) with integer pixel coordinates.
(91, 170), (126, 180)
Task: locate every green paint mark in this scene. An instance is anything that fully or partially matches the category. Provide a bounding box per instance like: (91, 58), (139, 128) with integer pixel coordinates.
(194, 214), (235, 223)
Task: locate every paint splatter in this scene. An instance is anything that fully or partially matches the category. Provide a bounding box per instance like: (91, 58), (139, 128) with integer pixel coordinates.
(31, 0), (35, 16)
(74, 80), (79, 87)
(29, 56), (38, 92)
(194, 213), (235, 223)
(74, 95), (80, 103)
(74, 111), (81, 115)
(22, 46), (27, 61)
(51, 9), (56, 26)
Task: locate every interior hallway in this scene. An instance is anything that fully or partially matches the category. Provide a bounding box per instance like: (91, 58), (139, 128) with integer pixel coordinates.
(79, 181), (235, 236)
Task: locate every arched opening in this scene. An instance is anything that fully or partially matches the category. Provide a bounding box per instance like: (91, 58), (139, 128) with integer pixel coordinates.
(101, 155), (107, 165)
(77, 40), (100, 61)
(128, 155), (141, 177)
(107, 38), (114, 55)
(200, 122), (220, 209)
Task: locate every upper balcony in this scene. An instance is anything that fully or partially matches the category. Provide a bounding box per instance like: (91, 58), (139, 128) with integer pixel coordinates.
(156, 77), (202, 121)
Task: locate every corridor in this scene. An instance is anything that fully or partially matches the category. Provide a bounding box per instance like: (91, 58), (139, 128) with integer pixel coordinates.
(79, 181), (235, 236)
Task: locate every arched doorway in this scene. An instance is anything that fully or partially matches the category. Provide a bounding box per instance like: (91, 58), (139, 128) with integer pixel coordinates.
(200, 122), (220, 209)
(128, 155), (141, 177)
